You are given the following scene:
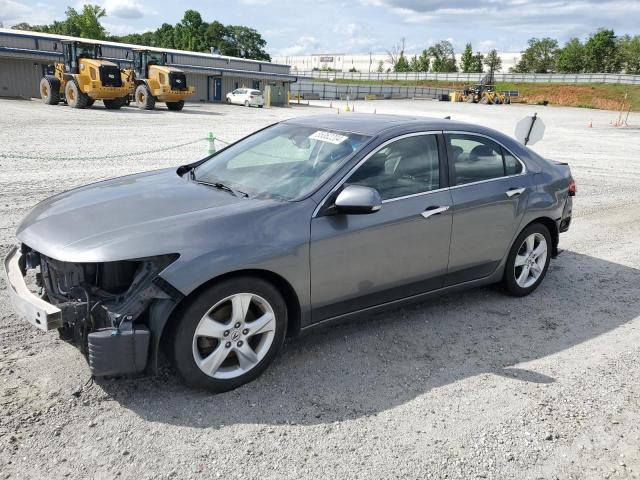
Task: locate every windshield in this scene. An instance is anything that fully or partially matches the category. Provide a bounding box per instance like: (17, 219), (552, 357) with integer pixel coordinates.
(193, 123), (371, 200)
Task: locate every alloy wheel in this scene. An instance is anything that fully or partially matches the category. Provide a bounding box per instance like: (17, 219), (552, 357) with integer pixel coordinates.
(192, 293), (276, 379)
(514, 232), (547, 288)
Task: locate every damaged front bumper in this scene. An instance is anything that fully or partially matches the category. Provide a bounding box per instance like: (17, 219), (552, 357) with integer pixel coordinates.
(4, 245), (62, 331)
(3, 245), (179, 377)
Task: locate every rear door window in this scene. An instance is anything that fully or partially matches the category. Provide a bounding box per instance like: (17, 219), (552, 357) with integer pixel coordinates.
(446, 134), (522, 186)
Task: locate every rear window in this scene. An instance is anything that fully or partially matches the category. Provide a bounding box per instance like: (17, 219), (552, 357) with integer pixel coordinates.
(250, 90), (262, 96)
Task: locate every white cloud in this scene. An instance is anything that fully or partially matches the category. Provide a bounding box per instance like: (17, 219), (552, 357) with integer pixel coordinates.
(103, 0), (147, 19)
(0, 0), (56, 25)
(275, 36), (321, 56)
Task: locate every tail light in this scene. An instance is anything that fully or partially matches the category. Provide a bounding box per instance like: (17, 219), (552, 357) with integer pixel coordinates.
(568, 178), (576, 196)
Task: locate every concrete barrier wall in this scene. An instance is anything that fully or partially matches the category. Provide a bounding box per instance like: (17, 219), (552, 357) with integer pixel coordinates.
(290, 80), (450, 100)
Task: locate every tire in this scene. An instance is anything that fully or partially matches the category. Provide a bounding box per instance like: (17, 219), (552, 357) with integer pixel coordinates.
(86, 98), (95, 107)
(166, 100), (185, 111)
(171, 276), (287, 392)
(244, 100), (250, 107)
(40, 76), (60, 105)
(466, 95), (475, 103)
(502, 223), (552, 296)
(103, 96), (126, 110)
(479, 96), (490, 105)
(494, 97), (502, 105)
(65, 80), (90, 109)
(504, 97), (511, 105)
(258, 104), (264, 108)
(226, 98), (231, 104)
(135, 84), (156, 110)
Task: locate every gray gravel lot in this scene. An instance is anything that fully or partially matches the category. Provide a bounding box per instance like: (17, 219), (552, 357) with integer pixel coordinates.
(1, 98), (639, 480)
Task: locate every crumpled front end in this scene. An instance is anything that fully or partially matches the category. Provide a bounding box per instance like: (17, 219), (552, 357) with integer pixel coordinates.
(4, 243), (180, 376)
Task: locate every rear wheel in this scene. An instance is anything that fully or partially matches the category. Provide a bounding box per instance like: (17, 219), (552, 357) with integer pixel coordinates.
(40, 76), (60, 105)
(86, 98), (95, 107)
(65, 80), (90, 109)
(171, 277), (287, 392)
(502, 223), (552, 296)
(166, 100), (185, 111)
(244, 100), (250, 107)
(135, 84), (155, 110)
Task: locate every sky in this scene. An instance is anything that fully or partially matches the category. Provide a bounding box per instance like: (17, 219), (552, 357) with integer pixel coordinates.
(1, 0), (640, 56)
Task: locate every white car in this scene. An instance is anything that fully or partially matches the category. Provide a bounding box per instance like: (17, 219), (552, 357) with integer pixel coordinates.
(226, 88), (264, 107)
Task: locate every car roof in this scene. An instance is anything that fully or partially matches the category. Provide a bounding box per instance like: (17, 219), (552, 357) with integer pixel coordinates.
(282, 113), (486, 137)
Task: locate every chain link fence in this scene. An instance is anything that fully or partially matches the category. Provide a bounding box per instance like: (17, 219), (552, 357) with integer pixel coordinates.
(296, 70), (640, 85)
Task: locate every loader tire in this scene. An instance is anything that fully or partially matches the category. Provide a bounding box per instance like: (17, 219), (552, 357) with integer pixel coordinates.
(86, 98), (95, 107)
(65, 80), (90, 109)
(103, 96), (126, 110)
(166, 100), (185, 111)
(479, 96), (490, 105)
(466, 94), (475, 103)
(40, 76), (60, 105)
(135, 84), (156, 110)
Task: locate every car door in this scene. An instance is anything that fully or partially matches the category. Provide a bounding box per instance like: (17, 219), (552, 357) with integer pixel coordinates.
(444, 132), (531, 285)
(310, 132), (453, 322)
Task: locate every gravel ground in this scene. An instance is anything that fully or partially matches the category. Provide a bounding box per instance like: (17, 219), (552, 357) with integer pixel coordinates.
(1, 98), (639, 480)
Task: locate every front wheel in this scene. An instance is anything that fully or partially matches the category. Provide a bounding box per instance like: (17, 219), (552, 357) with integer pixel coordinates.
(502, 223), (552, 296)
(244, 100), (250, 107)
(40, 76), (60, 105)
(135, 84), (156, 110)
(171, 277), (287, 392)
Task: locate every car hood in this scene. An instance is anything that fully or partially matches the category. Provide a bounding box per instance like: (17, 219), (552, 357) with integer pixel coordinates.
(17, 168), (277, 263)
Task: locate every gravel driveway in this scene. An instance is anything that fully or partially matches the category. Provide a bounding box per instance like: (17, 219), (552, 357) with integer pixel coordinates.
(1, 98), (639, 480)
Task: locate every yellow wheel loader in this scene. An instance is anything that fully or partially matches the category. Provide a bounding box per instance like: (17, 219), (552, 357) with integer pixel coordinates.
(125, 50), (195, 111)
(40, 41), (132, 109)
(450, 68), (509, 105)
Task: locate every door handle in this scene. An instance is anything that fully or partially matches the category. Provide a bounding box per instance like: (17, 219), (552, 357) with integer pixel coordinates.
(421, 206), (450, 219)
(506, 187), (526, 198)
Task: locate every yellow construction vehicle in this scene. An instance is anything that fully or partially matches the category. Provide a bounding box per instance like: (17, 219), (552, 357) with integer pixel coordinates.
(451, 69), (510, 105)
(39, 41), (132, 109)
(125, 50), (195, 111)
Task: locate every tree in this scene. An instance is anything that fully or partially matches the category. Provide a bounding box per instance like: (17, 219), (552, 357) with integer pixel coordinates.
(223, 26), (270, 60)
(471, 52), (484, 73)
(386, 38), (406, 68)
(461, 43), (474, 73)
(409, 55), (419, 72)
(12, 4), (107, 39)
(512, 37), (558, 73)
(428, 40), (457, 72)
(13, 4), (272, 59)
(395, 53), (410, 72)
(555, 38), (585, 73)
(416, 49), (430, 72)
(376, 60), (385, 73)
(619, 35), (640, 74)
(584, 29), (621, 73)
(484, 49), (502, 73)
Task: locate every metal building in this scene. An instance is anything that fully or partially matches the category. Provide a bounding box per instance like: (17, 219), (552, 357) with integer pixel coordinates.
(0, 28), (297, 105)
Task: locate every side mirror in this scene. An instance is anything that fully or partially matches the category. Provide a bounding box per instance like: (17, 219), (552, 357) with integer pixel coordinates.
(334, 185), (382, 215)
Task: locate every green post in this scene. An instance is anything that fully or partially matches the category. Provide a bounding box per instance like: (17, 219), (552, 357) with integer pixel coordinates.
(207, 132), (216, 155)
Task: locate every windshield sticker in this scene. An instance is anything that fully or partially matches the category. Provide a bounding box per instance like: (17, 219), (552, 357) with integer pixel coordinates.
(309, 130), (349, 145)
